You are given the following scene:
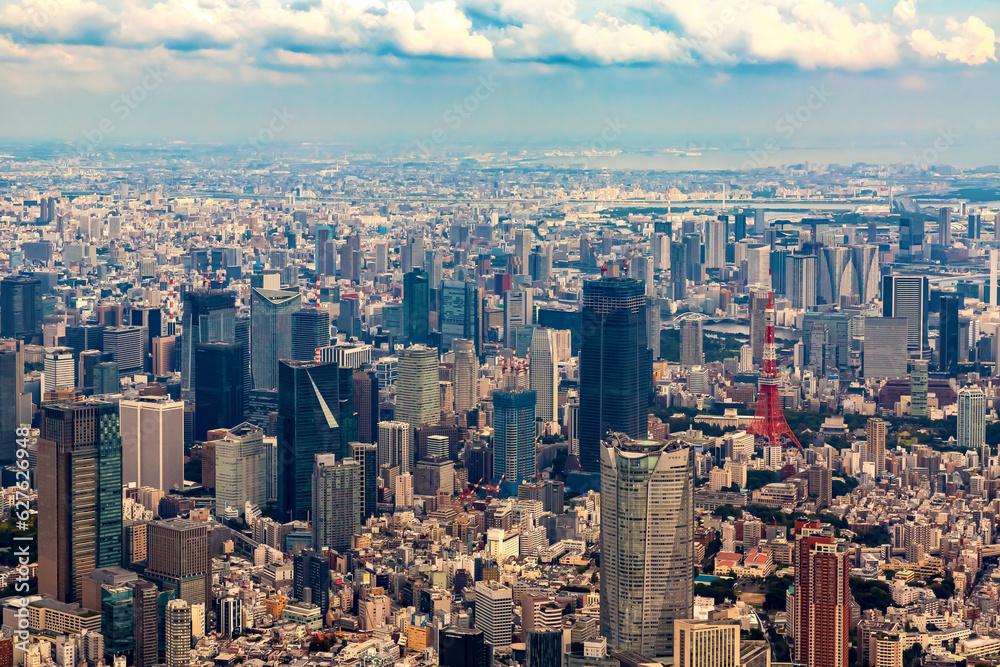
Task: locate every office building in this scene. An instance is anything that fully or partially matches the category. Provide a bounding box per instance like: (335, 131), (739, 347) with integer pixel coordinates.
(504, 287), (533, 344)
(493, 389), (536, 495)
(882, 275), (929, 356)
(101, 326), (144, 377)
(862, 318), (908, 379)
(787, 254), (818, 309)
(681, 319), (704, 368)
(440, 280), (482, 353)
(120, 396), (185, 492)
(526, 629), (563, 667)
(939, 293), (962, 375)
(214, 422), (267, 516)
(291, 307), (330, 361)
(132, 580), (159, 667)
(316, 224), (336, 275)
(251, 287), (302, 390)
(64, 324), (105, 359)
(145, 518), (210, 607)
(353, 368), (379, 444)
(957, 385), (986, 451)
(670, 242), (687, 300)
(440, 627), (485, 667)
(43, 346), (75, 394)
(528, 328), (558, 423)
(403, 269), (430, 345)
(819, 246), (852, 306)
(704, 217), (727, 269)
(474, 581), (513, 651)
(0, 275), (42, 340)
(294, 550), (331, 615)
(865, 418), (887, 478)
(93, 362), (119, 395)
(910, 360), (928, 418)
(939, 207), (951, 246)
(38, 401), (123, 604)
(793, 523), (851, 667)
(579, 278), (651, 475)
(0, 346), (23, 463)
(396, 345), (440, 427)
(378, 420), (413, 473)
(674, 620), (740, 667)
(600, 434), (693, 657)
(194, 342), (244, 440)
(181, 289), (237, 400)
(165, 599), (191, 667)
(277, 360), (345, 521)
(351, 442), (377, 519)
(312, 454), (361, 552)
(454, 339), (479, 413)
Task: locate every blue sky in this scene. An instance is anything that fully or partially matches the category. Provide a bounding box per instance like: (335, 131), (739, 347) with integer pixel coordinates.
(0, 0), (998, 156)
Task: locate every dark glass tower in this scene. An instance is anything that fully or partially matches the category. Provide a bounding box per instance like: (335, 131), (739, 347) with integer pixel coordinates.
(883, 275), (929, 356)
(0, 275), (42, 340)
(493, 389), (536, 495)
(526, 629), (562, 667)
(194, 342), (244, 440)
(250, 287), (302, 391)
(440, 627), (486, 667)
(0, 348), (23, 463)
(277, 360), (344, 521)
(669, 242), (687, 300)
(293, 549), (331, 615)
(939, 293), (962, 375)
(440, 279), (482, 353)
(403, 269), (430, 345)
(291, 307), (331, 361)
(181, 289), (236, 400)
(38, 400), (123, 603)
(579, 277), (651, 475)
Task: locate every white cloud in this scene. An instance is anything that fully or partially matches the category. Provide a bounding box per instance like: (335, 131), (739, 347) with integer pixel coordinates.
(908, 16), (997, 66)
(892, 0), (917, 27)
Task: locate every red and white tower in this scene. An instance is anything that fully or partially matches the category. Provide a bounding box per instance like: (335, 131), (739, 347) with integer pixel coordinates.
(746, 291), (800, 448)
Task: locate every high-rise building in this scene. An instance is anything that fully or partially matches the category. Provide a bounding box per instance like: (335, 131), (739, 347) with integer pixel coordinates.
(910, 360), (928, 418)
(503, 287), (533, 344)
(852, 244), (880, 304)
(865, 418), (887, 478)
(705, 217), (727, 269)
(939, 207), (951, 246)
(251, 287), (302, 390)
(493, 389), (536, 495)
(294, 549), (331, 615)
(291, 307), (330, 361)
(403, 269), (430, 345)
(132, 580), (159, 667)
(351, 442), (377, 520)
(474, 581), (513, 651)
(670, 242), (688, 300)
(882, 275), (929, 357)
(378, 420), (413, 473)
(939, 293), (962, 375)
(277, 360), (346, 521)
(120, 396), (185, 492)
(454, 339), (479, 413)
(787, 254), (818, 309)
(600, 434), (693, 658)
(43, 346), (75, 394)
(214, 422), (267, 516)
(316, 224), (337, 276)
(749, 288), (770, 365)
(0, 346), (24, 463)
(353, 369), (379, 444)
(957, 385), (986, 451)
(579, 278), (651, 475)
(38, 401), (122, 604)
(819, 246), (853, 306)
(862, 318), (909, 379)
(440, 280), (482, 353)
(680, 319), (704, 368)
(674, 620), (740, 667)
(194, 342), (244, 440)
(181, 289), (237, 401)
(93, 361), (119, 395)
(526, 629), (563, 667)
(145, 518), (210, 607)
(528, 328), (558, 423)
(0, 276), (42, 340)
(311, 454), (361, 552)
(165, 599), (191, 667)
(440, 627), (486, 667)
(793, 522), (851, 667)
(396, 345), (440, 428)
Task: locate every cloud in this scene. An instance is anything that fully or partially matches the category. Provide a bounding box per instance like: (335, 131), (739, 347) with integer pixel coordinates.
(892, 1), (917, 28)
(908, 16), (997, 66)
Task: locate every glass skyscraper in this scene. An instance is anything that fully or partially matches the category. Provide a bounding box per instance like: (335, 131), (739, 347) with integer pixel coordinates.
(181, 289), (237, 400)
(403, 269), (430, 345)
(579, 277), (651, 475)
(194, 342), (245, 440)
(493, 389), (536, 496)
(250, 287), (302, 390)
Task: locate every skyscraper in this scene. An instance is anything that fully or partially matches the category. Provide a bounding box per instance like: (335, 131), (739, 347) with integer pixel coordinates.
(194, 342), (244, 440)
(351, 441), (377, 520)
(910, 360), (928, 418)
(132, 580), (159, 667)
(474, 582), (513, 651)
(0, 275), (42, 340)
(293, 549), (331, 615)
(818, 246), (853, 306)
(291, 307), (331, 361)
(939, 207), (951, 246)
(396, 345), (440, 428)
(674, 620), (740, 667)
(526, 629), (563, 667)
(352, 368), (379, 444)
(705, 217), (727, 269)
(403, 269), (430, 345)
(277, 360), (345, 520)
(787, 254), (818, 309)
(165, 599), (191, 667)
(957, 385), (986, 451)
(120, 396), (185, 492)
(215, 422), (267, 516)
(528, 328), (558, 423)
(0, 346), (23, 463)
(579, 277), (651, 475)
(181, 289), (236, 400)
(315, 224), (336, 276)
(43, 346), (75, 393)
(145, 518), (210, 607)
(38, 401), (123, 603)
(311, 454), (361, 552)
(600, 434), (693, 657)
(453, 339), (479, 413)
(378, 420), (413, 473)
(793, 522), (851, 667)
(670, 242), (688, 300)
(883, 275), (928, 357)
(680, 319), (704, 368)
(251, 287), (302, 390)
(440, 280), (482, 353)
(939, 293), (962, 375)
(493, 389), (536, 495)
(440, 627), (486, 667)
(862, 318), (908, 379)
(504, 287), (534, 344)
(865, 418), (887, 478)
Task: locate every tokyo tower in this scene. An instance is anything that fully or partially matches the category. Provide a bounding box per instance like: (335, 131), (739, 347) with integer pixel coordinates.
(746, 291), (801, 449)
